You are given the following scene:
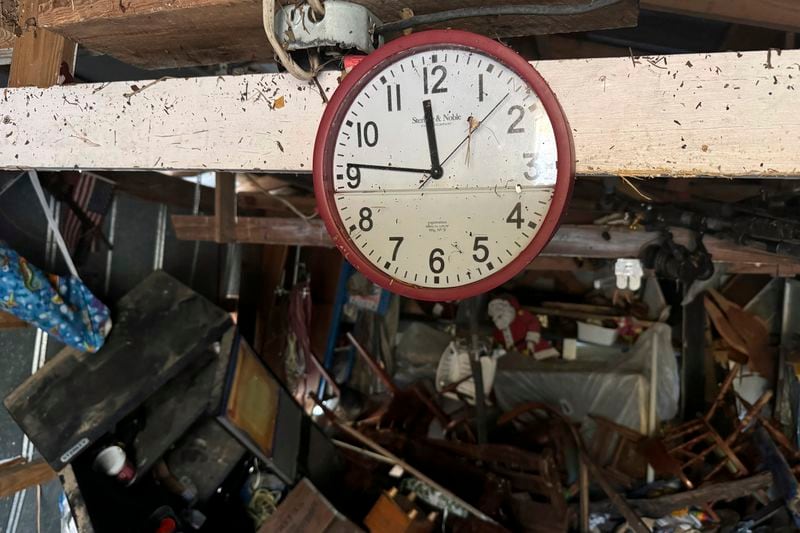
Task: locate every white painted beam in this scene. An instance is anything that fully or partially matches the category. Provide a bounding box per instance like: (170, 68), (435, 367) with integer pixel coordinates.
(1, 50), (799, 177)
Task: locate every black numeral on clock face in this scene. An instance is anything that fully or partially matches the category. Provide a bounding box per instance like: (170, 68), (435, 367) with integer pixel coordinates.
(346, 165), (361, 188)
(506, 202), (524, 229)
(423, 66), (448, 94)
(472, 236), (489, 262)
(523, 153), (536, 180)
(357, 121), (379, 147)
(386, 84), (402, 112)
(389, 236), (404, 260)
(507, 105), (525, 134)
(359, 207), (374, 231)
(429, 248), (445, 273)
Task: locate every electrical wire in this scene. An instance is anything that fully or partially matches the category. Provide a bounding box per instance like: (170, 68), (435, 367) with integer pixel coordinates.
(244, 175), (318, 222)
(375, 0), (623, 34)
(306, 0), (325, 19)
(266, 0), (621, 79)
(262, 0), (317, 80)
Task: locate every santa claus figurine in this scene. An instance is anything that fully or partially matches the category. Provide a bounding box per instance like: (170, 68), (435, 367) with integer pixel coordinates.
(488, 296), (559, 360)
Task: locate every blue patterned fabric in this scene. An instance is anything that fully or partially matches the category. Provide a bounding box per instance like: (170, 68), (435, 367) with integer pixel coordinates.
(0, 241), (110, 352)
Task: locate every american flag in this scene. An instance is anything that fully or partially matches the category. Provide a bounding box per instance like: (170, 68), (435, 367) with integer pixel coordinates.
(61, 172), (115, 254)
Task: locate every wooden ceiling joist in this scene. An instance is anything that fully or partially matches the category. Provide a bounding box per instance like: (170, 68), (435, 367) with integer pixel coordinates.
(1, 50), (799, 177)
(33, 0), (638, 69)
(170, 217), (800, 276)
(642, 0), (800, 33)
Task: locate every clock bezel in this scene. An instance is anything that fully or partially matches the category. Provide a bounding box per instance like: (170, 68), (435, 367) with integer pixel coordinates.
(313, 29), (575, 301)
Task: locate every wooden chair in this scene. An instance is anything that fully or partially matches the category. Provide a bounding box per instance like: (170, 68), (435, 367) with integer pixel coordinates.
(587, 415), (646, 488)
(348, 333), (475, 440)
(645, 364), (773, 487)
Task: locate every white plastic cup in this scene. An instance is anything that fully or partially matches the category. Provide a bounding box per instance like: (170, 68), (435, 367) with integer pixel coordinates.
(93, 445), (136, 484)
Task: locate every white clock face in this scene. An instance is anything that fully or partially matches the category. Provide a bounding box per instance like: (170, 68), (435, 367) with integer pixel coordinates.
(329, 46), (559, 290)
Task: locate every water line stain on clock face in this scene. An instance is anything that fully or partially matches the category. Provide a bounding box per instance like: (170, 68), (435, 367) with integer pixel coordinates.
(329, 48), (558, 289)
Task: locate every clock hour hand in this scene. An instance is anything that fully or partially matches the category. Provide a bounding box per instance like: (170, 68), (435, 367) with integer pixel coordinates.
(348, 163), (431, 174)
(423, 99), (443, 179)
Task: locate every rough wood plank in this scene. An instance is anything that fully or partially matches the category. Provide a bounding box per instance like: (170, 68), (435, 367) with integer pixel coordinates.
(172, 215), (333, 247)
(642, 0), (800, 33)
(236, 173), (318, 215)
(171, 217), (800, 274)
(2, 50), (799, 177)
(60, 465), (96, 533)
(590, 471), (773, 518)
(214, 172), (236, 243)
(97, 171), (311, 215)
(100, 171), (215, 211)
(258, 478), (360, 533)
(8, 0), (76, 87)
(0, 458), (57, 499)
(536, 34), (632, 59)
(3, 272), (232, 470)
(36, 0), (637, 69)
(546, 226), (800, 274)
(166, 417), (246, 502)
(237, 191), (318, 216)
(249, 245), (290, 379)
(131, 349), (219, 475)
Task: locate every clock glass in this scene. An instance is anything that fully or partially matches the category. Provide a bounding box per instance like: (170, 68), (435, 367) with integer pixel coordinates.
(314, 30), (574, 301)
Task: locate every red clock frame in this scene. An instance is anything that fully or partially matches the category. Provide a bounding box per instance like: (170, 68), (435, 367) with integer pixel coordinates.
(313, 30), (575, 302)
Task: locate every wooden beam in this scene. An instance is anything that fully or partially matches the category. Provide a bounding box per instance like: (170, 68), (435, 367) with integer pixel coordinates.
(8, 0), (76, 88)
(171, 217), (800, 274)
(98, 171), (315, 216)
(34, 0), (637, 69)
(535, 35), (632, 59)
(237, 191), (317, 216)
(236, 173), (318, 215)
(171, 215), (333, 247)
(2, 50), (799, 177)
(590, 471), (773, 518)
(642, 0), (800, 33)
(98, 171), (215, 211)
(0, 458), (58, 499)
(214, 172), (236, 243)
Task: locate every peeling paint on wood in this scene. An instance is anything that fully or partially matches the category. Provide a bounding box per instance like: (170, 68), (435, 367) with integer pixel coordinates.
(1, 50), (799, 177)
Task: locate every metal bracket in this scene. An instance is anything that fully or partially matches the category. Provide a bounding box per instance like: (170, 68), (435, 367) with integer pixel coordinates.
(275, 1), (383, 54)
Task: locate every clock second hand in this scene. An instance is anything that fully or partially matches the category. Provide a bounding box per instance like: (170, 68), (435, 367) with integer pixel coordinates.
(418, 93), (511, 190)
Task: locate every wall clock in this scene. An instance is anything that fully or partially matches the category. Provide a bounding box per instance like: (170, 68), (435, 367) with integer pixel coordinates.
(313, 30), (575, 302)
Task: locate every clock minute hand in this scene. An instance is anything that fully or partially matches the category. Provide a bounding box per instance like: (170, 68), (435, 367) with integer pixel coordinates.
(348, 163), (431, 174)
